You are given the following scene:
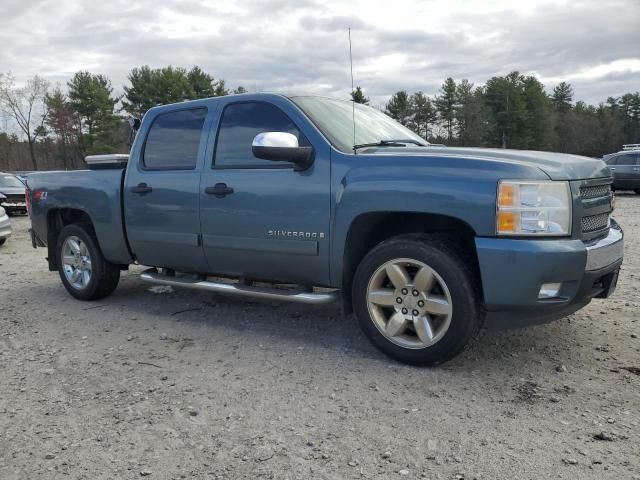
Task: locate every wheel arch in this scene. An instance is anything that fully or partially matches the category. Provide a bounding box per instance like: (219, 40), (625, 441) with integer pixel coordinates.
(340, 211), (482, 313)
(46, 208), (99, 271)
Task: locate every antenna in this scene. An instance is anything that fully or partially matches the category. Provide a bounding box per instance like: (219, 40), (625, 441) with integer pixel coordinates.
(348, 27), (356, 153)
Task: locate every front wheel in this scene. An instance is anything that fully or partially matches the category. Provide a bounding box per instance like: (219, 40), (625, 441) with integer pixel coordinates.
(352, 235), (482, 366)
(56, 224), (120, 300)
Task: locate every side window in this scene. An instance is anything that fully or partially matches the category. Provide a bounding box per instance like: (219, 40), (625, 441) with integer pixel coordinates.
(214, 102), (308, 168)
(607, 155), (619, 165)
(634, 153), (640, 166)
(143, 108), (207, 170)
(618, 153), (634, 166)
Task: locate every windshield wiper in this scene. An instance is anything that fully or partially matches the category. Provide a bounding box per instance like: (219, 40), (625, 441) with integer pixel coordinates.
(353, 139), (426, 150)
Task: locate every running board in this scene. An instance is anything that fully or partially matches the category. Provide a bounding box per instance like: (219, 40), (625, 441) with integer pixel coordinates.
(140, 269), (338, 305)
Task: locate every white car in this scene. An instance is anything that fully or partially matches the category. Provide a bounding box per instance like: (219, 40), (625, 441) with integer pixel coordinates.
(0, 206), (11, 246)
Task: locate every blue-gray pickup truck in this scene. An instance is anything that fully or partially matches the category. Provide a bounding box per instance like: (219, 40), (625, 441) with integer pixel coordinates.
(26, 94), (624, 365)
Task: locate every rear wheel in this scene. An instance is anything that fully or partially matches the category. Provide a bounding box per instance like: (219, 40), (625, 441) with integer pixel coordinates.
(353, 235), (482, 366)
(56, 224), (120, 300)
(0, 238), (6, 246)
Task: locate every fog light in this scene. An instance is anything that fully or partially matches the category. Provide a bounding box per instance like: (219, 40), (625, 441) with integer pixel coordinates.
(539, 283), (562, 299)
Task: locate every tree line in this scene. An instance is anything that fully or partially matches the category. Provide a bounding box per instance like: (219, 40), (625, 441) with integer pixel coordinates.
(1, 67), (638, 172)
(353, 73), (639, 157)
(0, 67), (247, 171)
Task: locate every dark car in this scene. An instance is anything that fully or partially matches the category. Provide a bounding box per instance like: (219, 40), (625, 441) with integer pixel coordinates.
(0, 172), (27, 215)
(603, 145), (640, 194)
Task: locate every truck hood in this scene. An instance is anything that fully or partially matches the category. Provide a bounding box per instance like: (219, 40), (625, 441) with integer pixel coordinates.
(361, 146), (610, 181)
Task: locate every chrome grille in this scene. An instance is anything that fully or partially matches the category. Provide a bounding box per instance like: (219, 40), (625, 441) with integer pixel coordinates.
(580, 184), (611, 199)
(578, 180), (613, 239)
(582, 213), (610, 233)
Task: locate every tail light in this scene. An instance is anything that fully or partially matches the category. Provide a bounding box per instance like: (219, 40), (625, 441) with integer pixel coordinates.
(26, 188), (47, 218)
(25, 189), (31, 217)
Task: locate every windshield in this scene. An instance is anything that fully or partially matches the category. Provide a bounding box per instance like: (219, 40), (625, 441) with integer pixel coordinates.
(0, 174), (24, 188)
(290, 96), (426, 153)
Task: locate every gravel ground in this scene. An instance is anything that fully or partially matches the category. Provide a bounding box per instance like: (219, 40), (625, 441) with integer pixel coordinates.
(0, 195), (639, 480)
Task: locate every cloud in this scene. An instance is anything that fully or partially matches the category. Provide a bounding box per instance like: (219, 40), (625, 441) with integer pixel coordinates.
(0, 0), (638, 107)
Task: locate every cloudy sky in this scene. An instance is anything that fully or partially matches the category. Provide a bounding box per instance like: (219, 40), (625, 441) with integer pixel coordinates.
(1, 0), (639, 107)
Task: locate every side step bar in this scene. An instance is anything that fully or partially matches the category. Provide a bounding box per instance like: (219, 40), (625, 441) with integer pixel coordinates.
(140, 268), (338, 305)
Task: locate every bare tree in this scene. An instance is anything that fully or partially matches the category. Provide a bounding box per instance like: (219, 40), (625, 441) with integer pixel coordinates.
(0, 73), (49, 170)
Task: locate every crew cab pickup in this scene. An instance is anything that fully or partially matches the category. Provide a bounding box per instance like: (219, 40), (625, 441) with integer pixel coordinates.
(26, 94), (624, 365)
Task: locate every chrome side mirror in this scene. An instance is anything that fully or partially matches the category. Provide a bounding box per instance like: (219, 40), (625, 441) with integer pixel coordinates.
(252, 132), (314, 171)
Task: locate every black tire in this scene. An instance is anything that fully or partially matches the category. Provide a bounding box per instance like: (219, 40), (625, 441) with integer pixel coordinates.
(56, 224), (120, 300)
(352, 234), (482, 366)
(0, 238), (6, 246)
(635, 189), (640, 195)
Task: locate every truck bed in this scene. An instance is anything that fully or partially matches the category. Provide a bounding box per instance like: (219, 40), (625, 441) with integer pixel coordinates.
(27, 169), (133, 265)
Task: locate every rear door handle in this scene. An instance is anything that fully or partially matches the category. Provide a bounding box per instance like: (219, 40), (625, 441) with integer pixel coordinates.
(130, 183), (152, 194)
(205, 183), (234, 197)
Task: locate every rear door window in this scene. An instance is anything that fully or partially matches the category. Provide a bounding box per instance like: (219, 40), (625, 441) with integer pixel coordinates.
(143, 108), (207, 170)
(617, 153), (635, 166)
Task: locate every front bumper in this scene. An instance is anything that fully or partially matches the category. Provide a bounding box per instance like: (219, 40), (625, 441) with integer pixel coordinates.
(0, 213), (12, 240)
(476, 221), (623, 329)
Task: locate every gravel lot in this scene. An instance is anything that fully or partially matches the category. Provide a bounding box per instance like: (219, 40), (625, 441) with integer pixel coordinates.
(1, 195), (639, 480)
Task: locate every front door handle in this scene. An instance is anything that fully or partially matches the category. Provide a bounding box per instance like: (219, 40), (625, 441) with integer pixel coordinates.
(130, 183), (152, 194)
(205, 183), (234, 197)
(610, 167), (616, 170)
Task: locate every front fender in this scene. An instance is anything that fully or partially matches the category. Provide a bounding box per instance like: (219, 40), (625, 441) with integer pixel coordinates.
(328, 152), (549, 286)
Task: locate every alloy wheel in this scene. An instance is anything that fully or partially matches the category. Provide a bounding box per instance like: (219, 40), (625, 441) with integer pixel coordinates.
(366, 258), (453, 349)
(61, 236), (93, 290)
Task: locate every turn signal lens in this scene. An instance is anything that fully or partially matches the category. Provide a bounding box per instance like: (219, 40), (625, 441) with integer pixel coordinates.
(497, 211), (517, 233)
(498, 183), (515, 207)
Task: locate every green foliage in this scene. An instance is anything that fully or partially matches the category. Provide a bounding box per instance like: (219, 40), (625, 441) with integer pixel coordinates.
(122, 65), (230, 116)
(385, 90), (412, 125)
(187, 66), (218, 98)
(351, 86), (369, 104)
(435, 78), (458, 141)
(67, 71), (119, 155)
(455, 80), (488, 147)
(551, 82), (573, 112)
(484, 72), (529, 148)
(409, 92), (436, 139)
(45, 88), (81, 169)
(521, 76), (553, 150)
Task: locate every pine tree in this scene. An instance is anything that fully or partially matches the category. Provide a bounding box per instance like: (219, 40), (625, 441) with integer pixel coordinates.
(409, 92), (436, 139)
(351, 86), (369, 105)
(455, 80), (488, 147)
(67, 72), (119, 155)
(551, 81), (574, 152)
(551, 82), (573, 112)
(45, 88), (81, 169)
(484, 72), (527, 148)
(521, 76), (552, 150)
(385, 91), (412, 126)
(435, 77), (458, 143)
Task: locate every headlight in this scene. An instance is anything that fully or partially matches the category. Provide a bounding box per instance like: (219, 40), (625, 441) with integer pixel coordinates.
(497, 180), (571, 236)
